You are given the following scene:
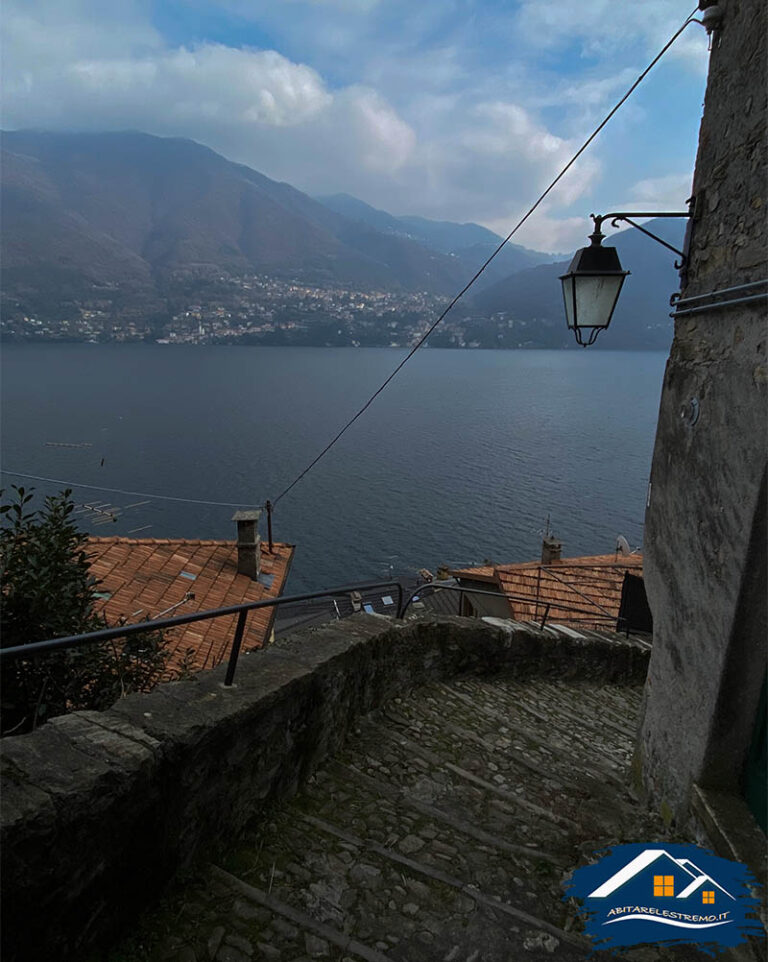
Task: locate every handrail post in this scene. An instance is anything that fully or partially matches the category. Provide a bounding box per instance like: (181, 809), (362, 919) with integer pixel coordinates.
(224, 610), (249, 687)
(265, 500), (274, 554)
(395, 582), (404, 619)
(540, 604), (551, 629)
(398, 582), (426, 620)
(458, 590), (463, 616)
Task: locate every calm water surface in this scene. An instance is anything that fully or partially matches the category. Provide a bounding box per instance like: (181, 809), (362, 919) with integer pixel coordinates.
(1, 345), (666, 592)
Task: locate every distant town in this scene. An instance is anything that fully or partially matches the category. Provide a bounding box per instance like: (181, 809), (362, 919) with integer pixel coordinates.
(1, 272), (566, 350)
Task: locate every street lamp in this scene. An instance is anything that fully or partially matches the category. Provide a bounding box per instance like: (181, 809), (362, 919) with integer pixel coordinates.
(561, 210), (692, 346)
(560, 222), (629, 347)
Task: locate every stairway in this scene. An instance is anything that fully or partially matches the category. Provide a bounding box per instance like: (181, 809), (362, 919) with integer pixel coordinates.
(108, 674), (696, 962)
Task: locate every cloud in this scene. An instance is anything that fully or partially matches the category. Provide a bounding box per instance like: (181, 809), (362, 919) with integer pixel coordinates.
(1, 3), (589, 227)
(628, 171), (695, 208)
(2, 0), (161, 65)
(1, 0), (705, 250)
(498, 209), (588, 256)
(2, 10), (416, 183)
(403, 99), (602, 220)
(591, 171), (696, 223)
(514, 0), (708, 69)
(5, 42), (333, 129)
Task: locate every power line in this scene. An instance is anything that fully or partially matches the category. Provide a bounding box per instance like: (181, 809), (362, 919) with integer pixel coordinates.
(0, 470), (260, 509)
(271, 8), (699, 508)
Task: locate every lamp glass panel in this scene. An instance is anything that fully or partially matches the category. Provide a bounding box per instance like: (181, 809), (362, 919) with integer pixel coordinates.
(573, 274), (625, 331)
(561, 276), (577, 330)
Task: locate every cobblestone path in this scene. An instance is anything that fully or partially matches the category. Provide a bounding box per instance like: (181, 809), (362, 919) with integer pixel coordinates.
(109, 674), (698, 962)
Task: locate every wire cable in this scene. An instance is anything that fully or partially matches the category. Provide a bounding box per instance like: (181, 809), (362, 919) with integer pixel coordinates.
(271, 8), (699, 508)
(0, 470), (260, 509)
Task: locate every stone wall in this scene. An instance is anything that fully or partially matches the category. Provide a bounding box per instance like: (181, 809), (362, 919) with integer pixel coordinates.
(0, 614), (649, 962)
(637, 0), (767, 821)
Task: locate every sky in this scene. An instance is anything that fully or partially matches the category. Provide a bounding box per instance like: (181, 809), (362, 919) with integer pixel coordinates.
(1, 0), (710, 251)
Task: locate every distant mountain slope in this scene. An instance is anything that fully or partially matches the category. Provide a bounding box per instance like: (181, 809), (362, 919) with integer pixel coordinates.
(314, 193), (407, 238)
(316, 193), (503, 251)
(1, 144), (155, 298)
(1, 131), (466, 314)
(315, 192), (560, 288)
(1, 131), (685, 350)
(472, 218), (686, 350)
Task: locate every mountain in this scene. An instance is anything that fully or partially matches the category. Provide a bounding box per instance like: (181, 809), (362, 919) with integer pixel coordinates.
(315, 192), (560, 288)
(1, 131), (468, 317)
(1, 131), (685, 350)
(316, 192), (503, 252)
(471, 217), (686, 350)
(314, 193), (407, 238)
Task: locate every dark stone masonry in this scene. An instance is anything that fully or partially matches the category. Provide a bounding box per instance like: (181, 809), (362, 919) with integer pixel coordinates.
(638, 0), (767, 822)
(0, 614), (665, 962)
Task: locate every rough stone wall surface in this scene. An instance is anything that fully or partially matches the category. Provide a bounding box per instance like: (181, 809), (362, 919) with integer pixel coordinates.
(0, 614), (649, 962)
(638, 0), (767, 820)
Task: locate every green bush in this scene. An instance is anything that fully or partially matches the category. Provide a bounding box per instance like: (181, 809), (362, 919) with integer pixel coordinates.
(0, 486), (168, 735)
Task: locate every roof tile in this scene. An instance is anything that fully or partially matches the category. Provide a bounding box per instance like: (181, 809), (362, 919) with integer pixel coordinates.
(451, 553), (643, 629)
(87, 537), (294, 679)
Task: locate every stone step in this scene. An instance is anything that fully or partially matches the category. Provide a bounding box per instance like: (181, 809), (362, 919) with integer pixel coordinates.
(500, 678), (643, 743)
(367, 686), (636, 840)
(390, 676), (638, 774)
(105, 674), (686, 962)
(208, 804), (589, 962)
(445, 679), (637, 772)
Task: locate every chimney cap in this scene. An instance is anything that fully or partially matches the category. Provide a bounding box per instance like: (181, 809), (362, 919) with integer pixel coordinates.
(541, 533), (563, 565)
(232, 509), (262, 523)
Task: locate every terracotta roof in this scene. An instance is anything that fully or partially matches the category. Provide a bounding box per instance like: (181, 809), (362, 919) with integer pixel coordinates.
(448, 564), (497, 583)
(450, 553), (643, 629)
(87, 537), (294, 677)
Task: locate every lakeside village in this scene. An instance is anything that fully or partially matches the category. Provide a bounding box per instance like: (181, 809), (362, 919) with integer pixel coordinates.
(1, 273), (551, 349)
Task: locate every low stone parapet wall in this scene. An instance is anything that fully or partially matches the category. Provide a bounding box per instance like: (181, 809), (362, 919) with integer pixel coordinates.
(0, 614), (649, 961)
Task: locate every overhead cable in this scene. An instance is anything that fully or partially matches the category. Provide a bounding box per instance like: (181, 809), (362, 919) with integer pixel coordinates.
(271, 7), (699, 507)
(0, 470), (260, 509)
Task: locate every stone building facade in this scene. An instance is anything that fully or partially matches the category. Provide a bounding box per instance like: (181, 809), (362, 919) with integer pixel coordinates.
(637, 0), (767, 834)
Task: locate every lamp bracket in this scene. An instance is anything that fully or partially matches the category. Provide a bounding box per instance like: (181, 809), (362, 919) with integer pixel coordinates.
(690, 4), (724, 49)
(590, 211), (692, 268)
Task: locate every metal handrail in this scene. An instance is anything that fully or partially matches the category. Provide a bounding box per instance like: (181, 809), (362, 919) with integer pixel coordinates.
(0, 579), (404, 687)
(2, 573), (628, 690)
(397, 581), (622, 628)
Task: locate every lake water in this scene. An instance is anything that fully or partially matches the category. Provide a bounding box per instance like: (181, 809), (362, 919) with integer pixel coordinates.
(1, 345), (666, 592)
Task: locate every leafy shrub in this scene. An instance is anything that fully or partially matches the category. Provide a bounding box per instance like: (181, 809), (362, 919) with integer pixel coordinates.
(0, 486), (167, 735)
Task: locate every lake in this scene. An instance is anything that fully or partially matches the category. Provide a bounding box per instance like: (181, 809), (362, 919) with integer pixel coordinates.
(1, 345), (666, 592)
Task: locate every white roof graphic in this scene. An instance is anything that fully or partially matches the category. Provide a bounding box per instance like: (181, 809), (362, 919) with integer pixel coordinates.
(589, 850), (734, 900)
(675, 860), (735, 900)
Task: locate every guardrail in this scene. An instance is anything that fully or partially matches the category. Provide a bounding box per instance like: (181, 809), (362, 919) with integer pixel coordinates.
(0, 580), (404, 688)
(1, 576), (627, 689)
(397, 581), (624, 630)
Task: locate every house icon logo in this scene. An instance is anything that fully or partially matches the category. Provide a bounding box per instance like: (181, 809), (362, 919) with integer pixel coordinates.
(564, 843), (764, 954)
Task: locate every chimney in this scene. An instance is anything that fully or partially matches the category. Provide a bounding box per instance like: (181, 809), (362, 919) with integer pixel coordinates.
(232, 510), (262, 579)
(541, 535), (562, 565)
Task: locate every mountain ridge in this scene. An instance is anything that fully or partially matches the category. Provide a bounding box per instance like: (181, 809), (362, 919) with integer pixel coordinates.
(315, 191), (562, 286)
(0, 130), (468, 313)
(1, 130), (685, 350)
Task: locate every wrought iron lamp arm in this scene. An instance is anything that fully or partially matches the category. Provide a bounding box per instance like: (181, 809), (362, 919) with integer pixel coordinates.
(590, 211), (692, 267)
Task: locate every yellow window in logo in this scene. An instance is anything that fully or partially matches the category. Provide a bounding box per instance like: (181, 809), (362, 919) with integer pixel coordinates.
(653, 875), (675, 896)
(703, 891), (715, 904)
